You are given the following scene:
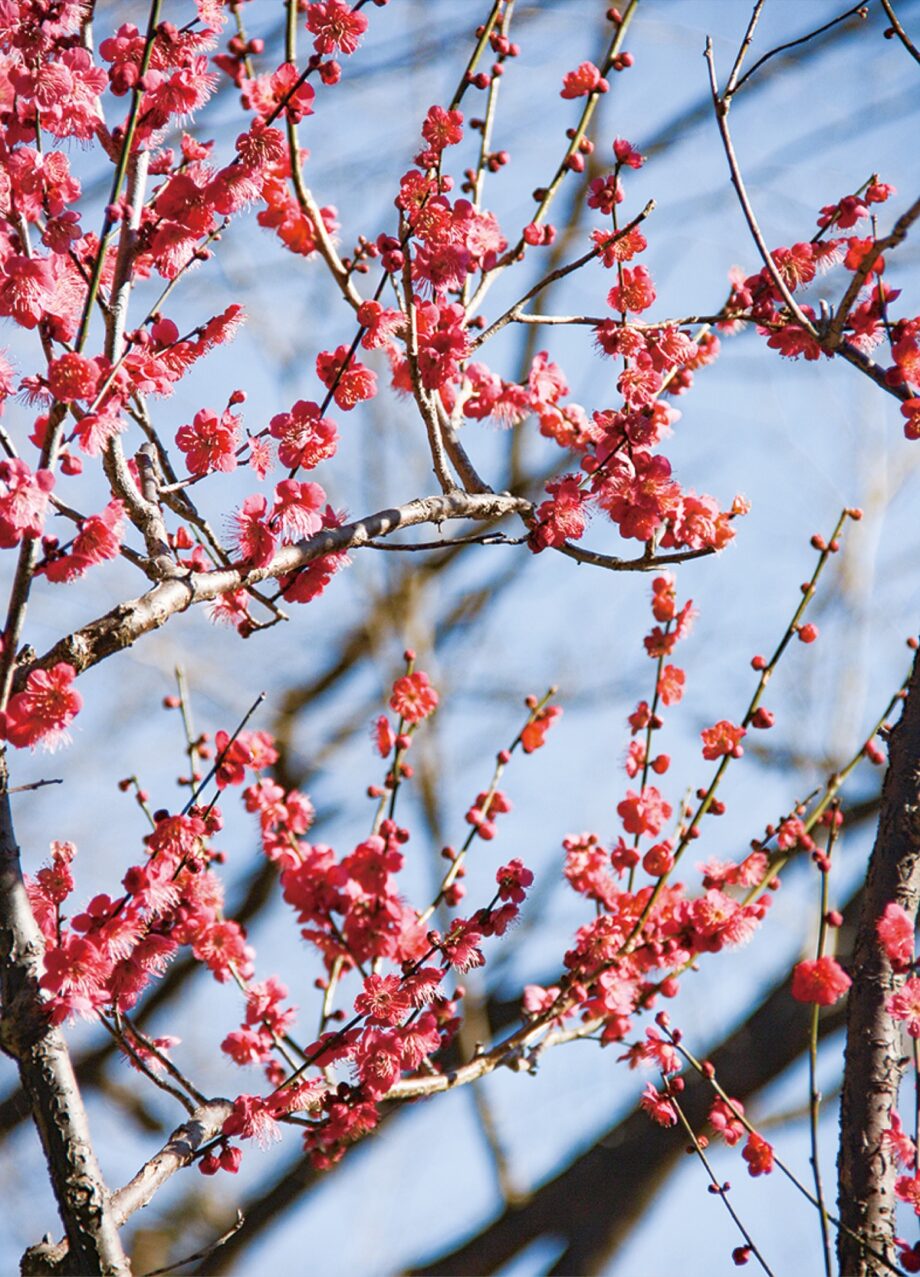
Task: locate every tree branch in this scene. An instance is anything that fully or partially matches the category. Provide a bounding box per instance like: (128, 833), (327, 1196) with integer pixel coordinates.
(879, 0), (920, 66)
(24, 1101), (235, 1275)
(705, 37), (817, 335)
(728, 3), (869, 96)
(825, 191), (920, 348)
(20, 493), (532, 684)
(0, 780), (129, 1276)
(838, 650), (920, 1276)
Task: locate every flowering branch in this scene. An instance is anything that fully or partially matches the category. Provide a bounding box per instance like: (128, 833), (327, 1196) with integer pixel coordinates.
(707, 28), (917, 410)
(825, 191), (920, 347)
(283, 0), (364, 313)
(668, 1087), (774, 1275)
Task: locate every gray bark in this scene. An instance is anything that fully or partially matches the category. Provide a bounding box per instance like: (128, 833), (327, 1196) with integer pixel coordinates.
(838, 650), (920, 1276)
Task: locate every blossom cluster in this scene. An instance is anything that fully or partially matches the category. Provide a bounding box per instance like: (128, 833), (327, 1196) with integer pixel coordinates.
(23, 661), (555, 1172)
(724, 180), (920, 441)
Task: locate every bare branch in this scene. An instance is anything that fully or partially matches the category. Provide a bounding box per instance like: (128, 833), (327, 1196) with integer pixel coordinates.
(551, 539), (720, 572)
(879, 0), (920, 66)
(705, 38), (817, 335)
(6, 778), (63, 795)
(140, 1212), (244, 1277)
(724, 0), (767, 98)
(729, 3), (869, 96)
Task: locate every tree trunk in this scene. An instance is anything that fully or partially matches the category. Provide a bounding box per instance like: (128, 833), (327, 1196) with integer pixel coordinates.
(0, 778), (129, 1276)
(839, 649), (920, 1276)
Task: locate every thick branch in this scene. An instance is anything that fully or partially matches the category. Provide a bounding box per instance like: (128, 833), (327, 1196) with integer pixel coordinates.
(838, 651), (920, 1276)
(20, 492), (532, 684)
(0, 782), (129, 1276)
(25, 1100), (235, 1274)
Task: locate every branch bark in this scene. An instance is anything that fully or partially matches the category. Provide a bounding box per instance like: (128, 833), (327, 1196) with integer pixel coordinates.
(838, 650), (920, 1276)
(24, 1100), (234, 1275)
(20, 492), (532, 685)
(0, 777), (129, 1276)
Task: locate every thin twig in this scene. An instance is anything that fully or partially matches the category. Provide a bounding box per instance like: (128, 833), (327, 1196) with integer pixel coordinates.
(552, 539), (719, 572)
(705, 38), (816, 335)
(6, 778), (63, 795)
(808, 811), (839, 1277)
(449, 1), (504, 111)
(97, 1014), (198, 1116)
(183, 691), (267, 815)
(666, 1031), (906, 1276)
(879, 0), (920, 66)
(141, 1213), (245, 1277)
(466, 0), (641, 317)
(669, 1087), (774, 1275)
(725, 0), (767, 97)
(729, 3), (869, 96)
(471, 200), (655, 350)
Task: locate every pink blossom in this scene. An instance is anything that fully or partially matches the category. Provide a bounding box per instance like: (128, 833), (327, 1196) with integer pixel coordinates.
(306, 0), (369, 56)
(617, 786), (672, 838)
(791, 956), (852, 1006)
(2, 663), (82, 751)
(176, 408), (241, 475)
(390, 671), (439, 723)
(878, 902), (915, 971)
(700, 720), (746, 760)
(888, 977), (920, 1037)
(639, 1082), (677, 1127)
(561, 62), (608, 99)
